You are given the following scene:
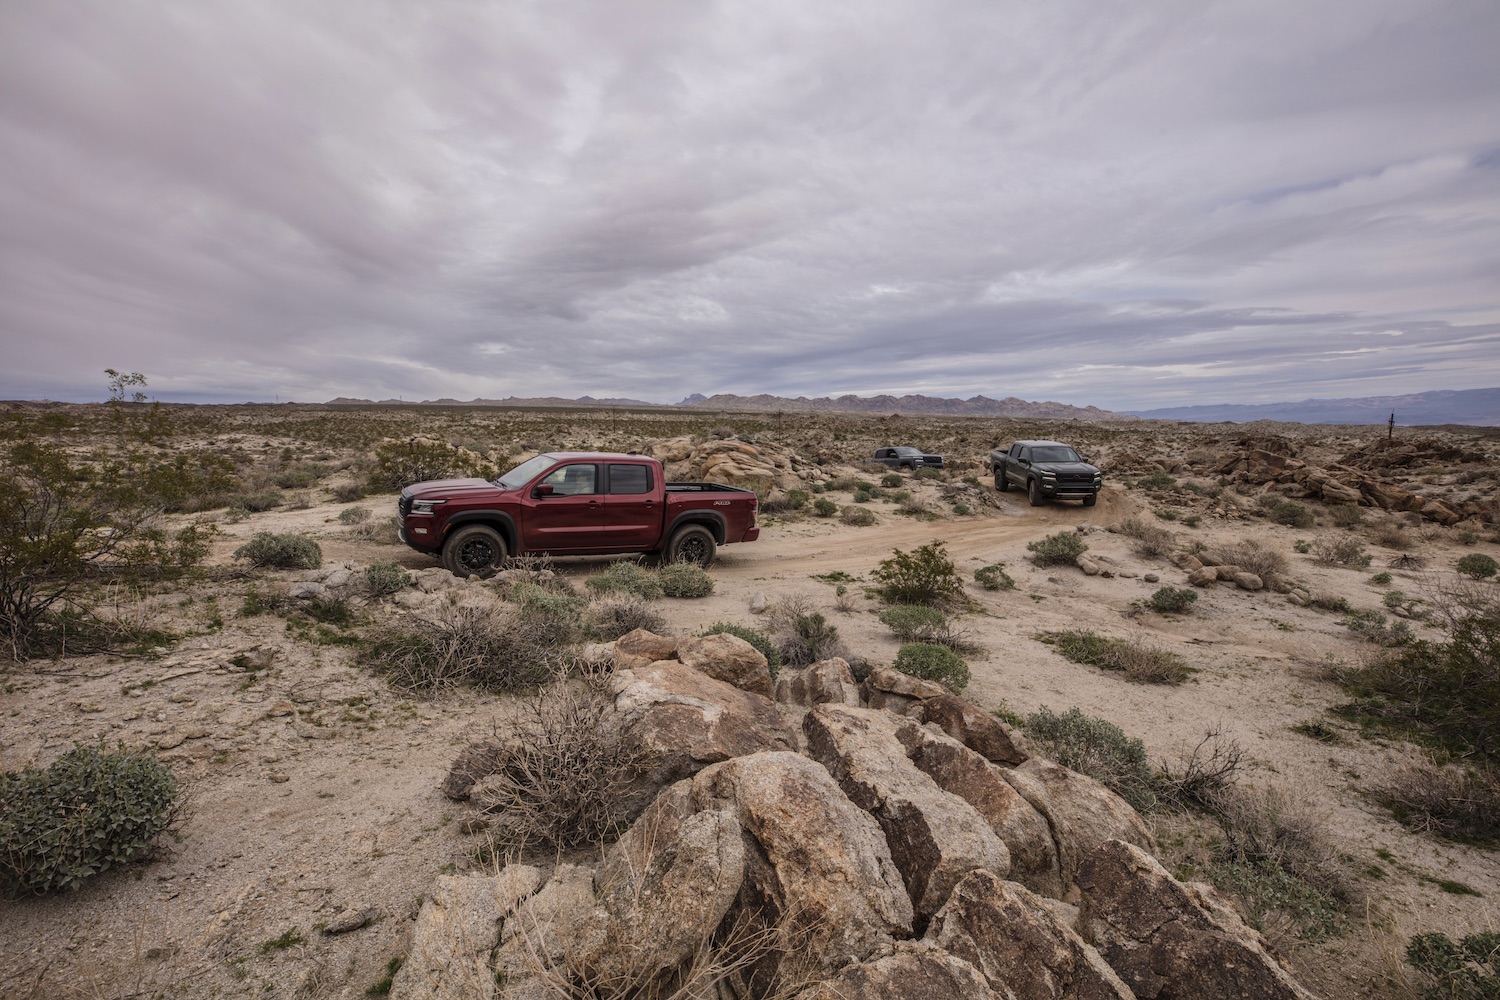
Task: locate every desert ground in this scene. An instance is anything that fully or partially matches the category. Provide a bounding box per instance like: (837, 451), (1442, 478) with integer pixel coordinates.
(1, 402), (1497, 999)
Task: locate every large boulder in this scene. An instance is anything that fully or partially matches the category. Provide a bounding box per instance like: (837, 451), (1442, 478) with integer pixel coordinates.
(925, 870), (1135, 1000)
(775, 657), (862, 708)
(861, 666), (948, 713)
(899, 730), (1061, 899)
(683, 752), (915, 978)
(791, 941), (999, 1000)
(803, 705), (1011, 919)
(911, 692), (1028, 767)
(649, 437), (803, 492)
(1076, 840), (1316, 999)
(676, 632), (774, 698)
(393, 867), (542, 1000)
(609, 661), (796, 810)
(1000, 759), (1155, 892)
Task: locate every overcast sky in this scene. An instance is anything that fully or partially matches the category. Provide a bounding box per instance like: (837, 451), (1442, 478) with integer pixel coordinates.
(2, 1), (1498, 410)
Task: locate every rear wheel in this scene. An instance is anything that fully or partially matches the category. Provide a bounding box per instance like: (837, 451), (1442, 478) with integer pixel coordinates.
(995, 470), (1010, 492)
(666, 524), (717, 567)
(1028, 479), (1044, 507)
(443, 524), (508, 577)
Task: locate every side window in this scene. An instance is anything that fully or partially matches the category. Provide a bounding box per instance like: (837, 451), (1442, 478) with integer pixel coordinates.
(607, 464), (652, 495)
(1019, 448), (1030, 463)
(541, 464), (597, 496)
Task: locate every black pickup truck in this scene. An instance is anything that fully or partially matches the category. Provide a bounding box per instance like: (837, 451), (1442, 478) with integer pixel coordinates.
(872, 446), (944, 470)
(988, 440), (1101, 507)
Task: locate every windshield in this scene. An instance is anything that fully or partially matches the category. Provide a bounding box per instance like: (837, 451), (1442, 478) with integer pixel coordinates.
(495, 454), (556, 489)
(894, 447), (921, 456)
(1032, 446), (1081, 463)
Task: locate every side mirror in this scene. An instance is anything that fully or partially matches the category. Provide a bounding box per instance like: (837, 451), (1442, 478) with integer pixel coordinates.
(533, 484), (555, 498)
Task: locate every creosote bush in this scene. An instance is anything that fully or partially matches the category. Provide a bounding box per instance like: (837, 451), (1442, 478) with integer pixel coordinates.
(1267, 499), (1315, 529)
(879, 604), (946, 641)
(658, 562), (714, 598)
(232, 532), (322, 570)
(892, 642), (970, 693)
(1216, 539), (1289, 579)
(1023, 707), (1156, 812)
(701, 622), (782, 678)
(1457, 553), (1498, 580)
(2, 743), (177, 897)
(973, 563), (1015, 591)
(1027, 531), (1088, 567)
(586, 561), (665, 600)
(872, 540), (964, 607)
(812, 497), (838, 517)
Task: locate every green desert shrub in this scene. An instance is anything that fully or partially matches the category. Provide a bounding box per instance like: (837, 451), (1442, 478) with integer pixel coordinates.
(1312, 535), (1373, 569)
(338, 505), (371, 525)
(1136, 470), (1176, 491)
(879, 604), (947, 642)
(701, 622), (782, 678)
(881, 473), (903, 488)
(232, 532), (322, 570)
(1039, 629), (1190, 685)
(1329, 505), (1365, 528)
(1027, 531), (1088, 567)
(892, 642), (970, 693)
(585, 561), (664, 600)
(812, 498), (838, 517)
(658, 562), (714, 598)
(1406, 931), (1500, 999)
(1023, 707), (1156, 812)
(840, 506), (876, 527)
(1147, 586), (1198, 614)
(872, 540), (964, 606)
(1, 743), (177, 897)
(230, 489), (284, 514)
(507, 583), (586, 646)
(973, 563), (1015, 591)
(364, 560), (411, 596)
(1457, 553), (1498, 581)
(778, 612), (841, 667)
(368, 437), (490, 491)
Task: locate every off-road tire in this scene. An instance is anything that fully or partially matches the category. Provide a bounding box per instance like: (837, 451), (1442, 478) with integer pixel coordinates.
(995, 470), (1010, 492)
(1082, 493), (1097, 508)
(666, 524), (717, 567)
(1028, 479), (1044, 507)
(443, 524), (508, 577)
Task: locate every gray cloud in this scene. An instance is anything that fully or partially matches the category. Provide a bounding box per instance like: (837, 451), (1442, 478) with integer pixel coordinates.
(1, 0), (1497, 409)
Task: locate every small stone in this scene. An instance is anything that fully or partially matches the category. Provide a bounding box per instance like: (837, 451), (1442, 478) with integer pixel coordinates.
(157, 734), (185, 750)
(1143, 573), (1159, 583)
(459, 816), (490, 835)
(168, 693), (196, 705)
(749, 591), (769, 614)
(1187, 567), (1218, 587)
(287, 581), (327, 600)
(268, 772), (290, 783)
(1234, 572), (1264, 592)
(322, 907), (378, 935)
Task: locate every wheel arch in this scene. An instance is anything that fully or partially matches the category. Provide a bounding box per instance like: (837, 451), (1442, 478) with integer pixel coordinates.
(442, 510), (518, 554)
(665, 510), (727, 545)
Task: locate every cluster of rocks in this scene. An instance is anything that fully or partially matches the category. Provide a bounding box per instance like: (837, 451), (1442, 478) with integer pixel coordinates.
(1213, 438), (1490, 526)
(1171, 552), (1272, 593)
(647, 436), (821, 497)
(400, 630), (1316, 999)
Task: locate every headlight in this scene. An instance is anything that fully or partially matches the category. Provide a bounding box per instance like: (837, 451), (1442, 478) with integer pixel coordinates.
(410, 499), (446, 515)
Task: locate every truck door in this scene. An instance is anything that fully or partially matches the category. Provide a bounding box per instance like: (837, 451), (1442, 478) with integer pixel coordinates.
(599, 462), (660, 549)
(522, 462), (603, 551)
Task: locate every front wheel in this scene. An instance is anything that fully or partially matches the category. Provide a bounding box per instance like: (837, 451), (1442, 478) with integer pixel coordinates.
(1028, 479), (1044, 507)
(1082, 493), (1098, 508)
(666, 524), (717, 567)
(442, 524), (508, 577)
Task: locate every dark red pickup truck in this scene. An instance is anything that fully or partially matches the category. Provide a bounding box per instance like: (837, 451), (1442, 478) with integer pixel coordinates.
(398, 452), (760, 576)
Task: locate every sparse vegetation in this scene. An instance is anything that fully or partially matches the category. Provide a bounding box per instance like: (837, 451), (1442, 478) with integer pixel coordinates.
(1147, 586), (1198, 614)
(1406, 931), (1500, 999)
(1311, 535), (1373, 568)
(1116, 517), (1174, 558)
(586, 597), (667, 641)
(1378, 758), (1500, 844)
(232, 532), (323, 570)
(586, 561), (665, 600)
(1, 743), (177, 897)
(871, 540), (964, 606)
(1027, 531), (1088, 567)
(1023, 707), (1156, 812)
(1038, 629), (1191, 684)
(839, 505), (876, 526)
(364, 559), (411, 596)
(891, 642), (970, 693)
(657, 562), (714, 598)
(973, 563), (1015, 591)
(364, 605), (559, 693)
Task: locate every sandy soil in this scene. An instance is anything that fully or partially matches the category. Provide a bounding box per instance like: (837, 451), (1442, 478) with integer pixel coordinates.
(2, 476), (1497, 1000)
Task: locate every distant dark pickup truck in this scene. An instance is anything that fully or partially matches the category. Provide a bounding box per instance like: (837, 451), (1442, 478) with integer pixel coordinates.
(872, 446), (944, 470)
(398, 452), (760, 576)
(988, 440), (1101, 507)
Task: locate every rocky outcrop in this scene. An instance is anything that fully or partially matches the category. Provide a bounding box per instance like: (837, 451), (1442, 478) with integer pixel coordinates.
(1077, 839), (1316, 999)
(775, 657), (862, 708)
(925, 870), (1135, 1000)
(393, 867), (542, 1000)
(803, 705), (1011, 919)
(676, 632), (774, 698)
(1001, 758), (1155, 890)
(791, 941), (999, 1000)
(911, 692), (1028, 767)
(648, 436), (810, 493)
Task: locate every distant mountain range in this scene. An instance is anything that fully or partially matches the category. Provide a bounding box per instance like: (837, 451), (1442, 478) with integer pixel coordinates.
(323, 387), (1499, 426)
(1126, 388), (1500, 427)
